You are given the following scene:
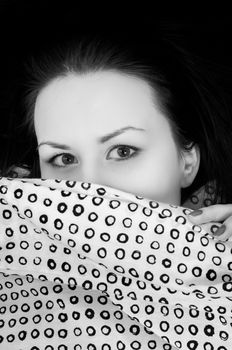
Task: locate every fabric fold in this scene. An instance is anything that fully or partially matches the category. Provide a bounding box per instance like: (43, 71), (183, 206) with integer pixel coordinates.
(0, 177), (232, 349)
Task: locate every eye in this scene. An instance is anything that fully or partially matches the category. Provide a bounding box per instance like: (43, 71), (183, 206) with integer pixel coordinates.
(107, 145), (139, 161)
(48, 153), (77, 168)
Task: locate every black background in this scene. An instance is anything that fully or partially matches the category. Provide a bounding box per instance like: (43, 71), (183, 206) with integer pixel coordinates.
(0, 1), (232, 170)
(0, 1), (231, 65)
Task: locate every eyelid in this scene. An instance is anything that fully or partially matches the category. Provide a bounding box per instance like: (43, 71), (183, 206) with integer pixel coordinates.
(46, 144), (140, 167)
(48, 152), (77, 167)
(106, 144), (140, 160)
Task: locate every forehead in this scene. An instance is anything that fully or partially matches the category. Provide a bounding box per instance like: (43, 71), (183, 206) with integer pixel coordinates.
(34, 70), (165, 136)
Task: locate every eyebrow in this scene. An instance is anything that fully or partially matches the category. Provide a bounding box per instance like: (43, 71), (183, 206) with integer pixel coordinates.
(37, 142), (71, 150)
(98, 126), (146, 143)
(37, 126), (146, 149)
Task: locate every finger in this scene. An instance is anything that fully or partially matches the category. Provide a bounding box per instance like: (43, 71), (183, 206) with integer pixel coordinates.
(196, 221), (231, 241)
(212, 216), (232, 241)
(187, 204), (232, 224)
(199, 222), (220, 235)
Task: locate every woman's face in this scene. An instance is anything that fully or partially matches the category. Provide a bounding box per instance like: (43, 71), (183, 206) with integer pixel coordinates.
(34, 71), (189, 205)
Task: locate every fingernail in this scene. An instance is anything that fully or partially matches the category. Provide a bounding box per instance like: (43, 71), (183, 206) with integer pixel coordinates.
(189, 209), (203, 216)
(214, 224), (226, 236)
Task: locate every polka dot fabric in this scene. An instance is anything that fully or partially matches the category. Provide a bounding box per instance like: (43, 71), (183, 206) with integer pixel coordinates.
(0, 177), (232, 349)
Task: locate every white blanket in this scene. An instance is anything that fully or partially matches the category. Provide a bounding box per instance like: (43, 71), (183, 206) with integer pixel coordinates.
(0, 177), (232, 349)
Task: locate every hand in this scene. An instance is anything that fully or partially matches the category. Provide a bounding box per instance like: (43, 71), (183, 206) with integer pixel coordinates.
(187, 204), (232, 241)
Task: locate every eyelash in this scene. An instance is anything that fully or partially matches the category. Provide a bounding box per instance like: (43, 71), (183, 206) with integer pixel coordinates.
(47, 145), (140, 168)
(48, 154), (76, 168)
(107, 144), (140, 161)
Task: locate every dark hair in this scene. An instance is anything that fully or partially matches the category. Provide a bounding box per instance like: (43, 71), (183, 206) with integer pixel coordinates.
(5, 34), (232, 204)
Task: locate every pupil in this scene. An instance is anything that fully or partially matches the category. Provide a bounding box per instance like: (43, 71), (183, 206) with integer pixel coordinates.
(118, 147), (129, 157)
(62, 154), (73, 164)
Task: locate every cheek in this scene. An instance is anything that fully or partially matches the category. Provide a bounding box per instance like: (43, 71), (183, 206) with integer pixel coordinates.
(39, 163), (52, 179)
(108, 146), (182, 201)
(39, 162), (68, 180)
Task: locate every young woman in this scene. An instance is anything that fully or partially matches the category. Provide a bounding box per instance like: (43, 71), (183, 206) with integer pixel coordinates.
(1, 33), (232, 350)
(8, 34), (232, 239)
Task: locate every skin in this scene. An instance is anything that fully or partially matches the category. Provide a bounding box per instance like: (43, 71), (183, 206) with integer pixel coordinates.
(34, 70), (198, 205)
(33, 70), (232, 240)
(188, 204), (232, 240)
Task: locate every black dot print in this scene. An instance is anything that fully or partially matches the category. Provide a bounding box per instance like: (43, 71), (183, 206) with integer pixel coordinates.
(77, 193), (87, 200)
(72, 204), (84, 216)
(110, 200), (121, 209)
(92, 196), (104, 206)
(39, 214), (48, 224)
(54, 218), (64, 230)
(105, 215), (116, 226)
(28, 193), (38, 202)
(0, 177), (231, 349)
(57, 202), (68, 213)
(14, 188), (23, 198)
(44, 198), (52, 206)
(3, 209), (12, 219)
